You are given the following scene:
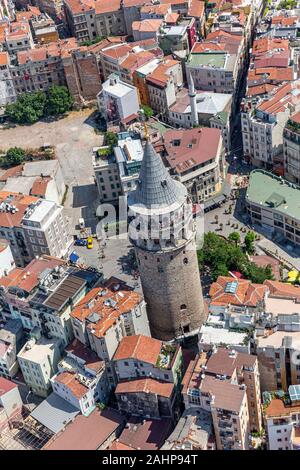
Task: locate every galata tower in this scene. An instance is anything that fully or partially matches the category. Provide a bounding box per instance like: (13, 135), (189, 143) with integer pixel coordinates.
(128, 137), (206, 341)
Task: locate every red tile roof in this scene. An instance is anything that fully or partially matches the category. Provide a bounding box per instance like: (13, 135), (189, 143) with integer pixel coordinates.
(0, 377), (17, 396)
(188, 0), (205, 18)
(117, 416), (173, 450)
(64, 0), (95, 15)
(70, 277), (142, 337)
(116, 378), (174, 398)
(209, 276), (267, 307)
(132, 19), (163, 33)
(66, 339), (104, 373)
(162, 128), (222, 174)
(264, 280), (300, 301)
(54, 371), (89, 399)
(43, 408), (125, 450)
(113, 335), (162, 364)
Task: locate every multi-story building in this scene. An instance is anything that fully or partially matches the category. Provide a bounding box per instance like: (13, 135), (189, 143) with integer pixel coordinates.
(0, 239), (15, 277)
(283, 112), (300, 184)
(256, 331), (300, 392)
(0, 378), (23, 432)
(159, 127), (225, 204)
(158, 19), (196, 56)
(0, 319), (23, 379)
(0, 192), (70, 266)
(241, 82), (300, 170)
(113, 334), (183, 384)
(264, 385), (300, 450)
(182, 348), (262, 448)
(30, 12), (59, 44)
(97, 74), (140, 125)
(54, 339), (109, 406)
(246, 169), (300, 247)
(5, 19), (34, 55)
(35, 0), (63, 19)
(70, 276), (150, 387)
(0, 256), (101, 347)
(113, 132), (144, 196)
(12, 39), (77, 97)
(17, 333), (62, 397)
(208, 275), (267, 329)
(115, 377), (177, 420)
(0, 52), (15, 106)
(128, 138), (206, 340)
(146, 59), (183, 120)
(186, 31), (244, 107)
(132, 19), (163, 42)
(64, 0), (126, 44)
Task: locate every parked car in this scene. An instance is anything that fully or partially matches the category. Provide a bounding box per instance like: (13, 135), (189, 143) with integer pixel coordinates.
(87, 237), (93, 249)
(74, 239), (87, 247)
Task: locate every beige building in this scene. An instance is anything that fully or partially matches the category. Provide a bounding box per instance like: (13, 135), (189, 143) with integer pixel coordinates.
(182, 347), (262, 447)
(17, 334), (61, 397)
(283, 112), (300, 184)
(256, 331), (300, 392)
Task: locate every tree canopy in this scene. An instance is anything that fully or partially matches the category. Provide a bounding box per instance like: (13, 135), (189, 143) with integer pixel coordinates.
(45, 86), (74, 117)
(5, 147), (25, 167)
(5, 86), (74, 124)
(141, 105), (154, 120)
(197, 232), (274, 283)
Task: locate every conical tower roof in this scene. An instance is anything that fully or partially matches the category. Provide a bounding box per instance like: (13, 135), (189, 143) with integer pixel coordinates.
(129, 140), (186, 210)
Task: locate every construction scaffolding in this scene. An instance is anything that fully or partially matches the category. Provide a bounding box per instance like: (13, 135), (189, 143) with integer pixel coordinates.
(0, 415), (53, 450)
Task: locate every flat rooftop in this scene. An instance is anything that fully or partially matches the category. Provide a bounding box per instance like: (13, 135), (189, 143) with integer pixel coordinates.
(188, 52), (227, 69)
(246, 170), (300, 220)
(24, 199), (56, 223)
(103, 82), (134, 98)
(257, 331), (300, 349)
(18, 338), (59, 364)
(199, 325), (248, 347)
(265, 296), (300, 316)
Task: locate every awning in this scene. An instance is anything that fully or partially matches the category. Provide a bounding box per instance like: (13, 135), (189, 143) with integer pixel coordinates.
(69, 251), (79, 264)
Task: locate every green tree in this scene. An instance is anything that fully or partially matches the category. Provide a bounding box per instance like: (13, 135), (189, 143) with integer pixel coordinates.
(45, 86), (74, 116)
(141, 105), (154, 120)
(105, 131), (118, 149)
(228, 231), (241, 246)
(6, 91), (47, 124)
(5, 147), (25, 166)
(245, 231), (256, 254)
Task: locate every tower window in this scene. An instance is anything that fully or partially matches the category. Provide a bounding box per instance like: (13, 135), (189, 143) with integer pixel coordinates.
(158, 266), (164, 273)
(183, 257), (188, 264)
(183, 324), (190, 333)
(157, 258), (160, 262)
(170, 255), (173, 260)
(180, 304), (187, 310)
(144, 256), (147, 260)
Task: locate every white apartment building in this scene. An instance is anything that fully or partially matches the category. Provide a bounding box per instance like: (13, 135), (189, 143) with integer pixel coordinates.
(0, 192), (72, 267)
(283, 112), (300, 184)
(21, 199), (72, 261)
(97, 74), (140, 124)
(241, 81), (300, 168)
(0, 239), (15, 277)
(264, 385), (300, 450)
(0, 52), (16, 107)
(113, 335), (182, 384)
(17, 335), (61, 397)
(51, 339), (109, 414)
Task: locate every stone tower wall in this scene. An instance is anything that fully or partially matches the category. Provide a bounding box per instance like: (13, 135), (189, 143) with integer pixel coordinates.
(135, 235), (206, 340)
